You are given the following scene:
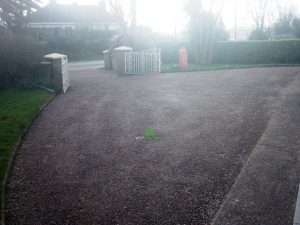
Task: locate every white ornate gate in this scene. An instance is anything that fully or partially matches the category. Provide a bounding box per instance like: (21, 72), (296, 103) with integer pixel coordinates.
(125, 48), (161, 74)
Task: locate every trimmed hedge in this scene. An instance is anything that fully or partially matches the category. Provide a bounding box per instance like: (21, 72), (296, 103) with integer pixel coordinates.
(214, 40), (300, 64)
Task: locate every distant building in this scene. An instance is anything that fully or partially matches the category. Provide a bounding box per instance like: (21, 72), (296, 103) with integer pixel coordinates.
(27, 2), (121, 41)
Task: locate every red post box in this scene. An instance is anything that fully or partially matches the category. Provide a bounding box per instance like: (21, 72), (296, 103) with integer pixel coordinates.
(179, 48), (188, 69)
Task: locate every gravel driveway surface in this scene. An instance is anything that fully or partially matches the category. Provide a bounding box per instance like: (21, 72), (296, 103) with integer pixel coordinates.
(5, 67), (300, 224)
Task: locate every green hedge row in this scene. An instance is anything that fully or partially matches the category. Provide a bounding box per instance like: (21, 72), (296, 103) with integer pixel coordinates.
(214, 40), (300, 64)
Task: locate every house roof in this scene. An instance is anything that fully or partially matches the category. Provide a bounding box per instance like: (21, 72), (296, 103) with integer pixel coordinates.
(28, 3), (120, 24)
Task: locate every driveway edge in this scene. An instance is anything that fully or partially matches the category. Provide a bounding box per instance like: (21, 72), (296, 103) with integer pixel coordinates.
(1, 93), (56, 225)
(211, 72), (300, 225)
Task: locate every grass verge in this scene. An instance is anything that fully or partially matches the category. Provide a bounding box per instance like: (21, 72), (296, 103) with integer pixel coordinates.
(161, 63), (300, 73)
(0, 89), (53, 223)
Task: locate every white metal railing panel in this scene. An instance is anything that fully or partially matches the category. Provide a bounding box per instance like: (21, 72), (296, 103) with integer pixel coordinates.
(125, 48), (161, 74)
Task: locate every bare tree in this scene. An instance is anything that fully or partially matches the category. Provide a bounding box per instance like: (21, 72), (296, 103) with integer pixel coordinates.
(185, 0), (227, 63)
(248, 0), (270, 31)
(185, 0), (203, 63)
(0, 0), (41, 31)
(130, 0), (136, 29)
(107, 0), (124, 25)
(206, 0), (225, 63)
(271, 1), (296, 38)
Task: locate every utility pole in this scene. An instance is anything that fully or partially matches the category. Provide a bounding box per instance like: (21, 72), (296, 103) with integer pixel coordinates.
(234, 0), (237, 40)
(174, 14), (177, 39)
(130, 0), (137, 49)
(131, 0), (137, 29)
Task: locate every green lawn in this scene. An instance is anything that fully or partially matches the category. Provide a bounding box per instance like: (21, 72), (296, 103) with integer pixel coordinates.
(0, 89), (53, 222)
(161, 63), (300, 73)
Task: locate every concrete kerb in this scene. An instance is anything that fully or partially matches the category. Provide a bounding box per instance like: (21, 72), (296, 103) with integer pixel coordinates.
(294, 185), (300, 225)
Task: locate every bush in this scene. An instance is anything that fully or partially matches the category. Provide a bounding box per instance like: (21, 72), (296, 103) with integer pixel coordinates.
(213, 40), (300, 64)
(122, 27), (155, 51)
(80, 30), (118, 41)
(248, 29), (268, 40)
(0, 32), (44, 89)
(155, 40), (195, 64)
(41, 30), (117, 61)
(44, 37), (110, 61)
(292, 18), (300, 38)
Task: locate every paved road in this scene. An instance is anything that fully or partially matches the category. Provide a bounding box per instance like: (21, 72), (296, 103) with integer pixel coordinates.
(69, 60), (104, 71)
(5, 67), (300, 225)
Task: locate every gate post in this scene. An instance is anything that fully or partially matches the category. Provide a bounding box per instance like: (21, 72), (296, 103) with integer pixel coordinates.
(103, 50), (112, 70)
(112, 46), (133, 75)
(44, 53), (69, 93)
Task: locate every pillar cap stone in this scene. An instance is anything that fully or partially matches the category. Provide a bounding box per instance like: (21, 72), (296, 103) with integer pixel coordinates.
(114, 46), (133, 51)
(44, 53), (67, 59)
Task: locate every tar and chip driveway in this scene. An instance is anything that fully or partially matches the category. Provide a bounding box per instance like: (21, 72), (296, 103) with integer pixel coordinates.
(5, 67), (300, 225)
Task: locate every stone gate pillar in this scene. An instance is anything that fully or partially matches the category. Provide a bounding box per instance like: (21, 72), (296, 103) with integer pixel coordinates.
(112, 46), (133, 75)
(44, 53), (69, 93)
